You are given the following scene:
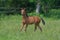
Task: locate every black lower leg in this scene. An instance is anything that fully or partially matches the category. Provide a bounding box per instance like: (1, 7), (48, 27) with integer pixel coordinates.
(38, 25), (42, 32)
(34, 25), (37, 32)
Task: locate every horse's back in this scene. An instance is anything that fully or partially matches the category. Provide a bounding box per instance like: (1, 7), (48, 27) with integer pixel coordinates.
(29, 16), (41, 23)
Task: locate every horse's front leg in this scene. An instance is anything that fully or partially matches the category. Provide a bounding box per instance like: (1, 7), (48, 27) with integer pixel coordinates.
(20, 23), (25, 31)
(24, 24), (28, 32)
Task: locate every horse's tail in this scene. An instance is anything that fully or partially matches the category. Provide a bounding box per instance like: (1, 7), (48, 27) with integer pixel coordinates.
(41, 18), (45, 25)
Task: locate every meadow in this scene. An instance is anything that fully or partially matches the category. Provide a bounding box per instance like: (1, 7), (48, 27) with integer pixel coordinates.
(0, 14), (60, 40)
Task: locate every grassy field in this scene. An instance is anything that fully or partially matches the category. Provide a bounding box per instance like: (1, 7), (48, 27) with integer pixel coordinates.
(0, 15), (60, 40)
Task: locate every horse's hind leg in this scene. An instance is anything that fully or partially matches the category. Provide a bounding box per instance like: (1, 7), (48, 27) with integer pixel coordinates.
(34, 25), (37, 32)
(37, 25), (42, 32)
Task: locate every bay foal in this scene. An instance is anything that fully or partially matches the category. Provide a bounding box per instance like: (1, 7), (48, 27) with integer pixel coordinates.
(20, 8), (45, 32)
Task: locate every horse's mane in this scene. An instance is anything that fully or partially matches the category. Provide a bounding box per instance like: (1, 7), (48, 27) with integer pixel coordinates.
(26, 13), (29, 17)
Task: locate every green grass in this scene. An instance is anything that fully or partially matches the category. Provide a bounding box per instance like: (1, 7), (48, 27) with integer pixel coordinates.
(0, 15), (60, 40)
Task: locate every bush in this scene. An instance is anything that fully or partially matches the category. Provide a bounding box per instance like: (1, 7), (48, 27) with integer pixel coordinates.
(46, 9), (60, 18)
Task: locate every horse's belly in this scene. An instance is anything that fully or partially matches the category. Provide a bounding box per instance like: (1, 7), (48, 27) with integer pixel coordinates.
(28, 21), (34, 24)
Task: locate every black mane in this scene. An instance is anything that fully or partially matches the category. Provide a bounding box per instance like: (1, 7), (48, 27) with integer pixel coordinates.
(26, 14), (29, 17)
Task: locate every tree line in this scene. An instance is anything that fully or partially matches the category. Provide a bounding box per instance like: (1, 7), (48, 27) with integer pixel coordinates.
(0, 0), (60, 14)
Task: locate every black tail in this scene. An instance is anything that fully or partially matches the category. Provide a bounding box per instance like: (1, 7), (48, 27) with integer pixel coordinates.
(41, 18), (45, 25)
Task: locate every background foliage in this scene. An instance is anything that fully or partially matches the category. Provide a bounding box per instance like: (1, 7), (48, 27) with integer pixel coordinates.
(0, 0), (60, 18)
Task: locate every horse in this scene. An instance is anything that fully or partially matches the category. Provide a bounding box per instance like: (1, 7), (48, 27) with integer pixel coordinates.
(20, 8), (45, 32)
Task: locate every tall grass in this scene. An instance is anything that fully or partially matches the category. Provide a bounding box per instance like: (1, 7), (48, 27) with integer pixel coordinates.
(0, 14), (60, 40)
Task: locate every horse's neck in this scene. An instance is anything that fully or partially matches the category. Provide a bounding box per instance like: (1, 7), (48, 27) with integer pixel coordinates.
(22, 15), (28, 19)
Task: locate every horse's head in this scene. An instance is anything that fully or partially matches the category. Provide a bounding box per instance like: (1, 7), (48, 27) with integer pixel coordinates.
(21, 8), (26, 15)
